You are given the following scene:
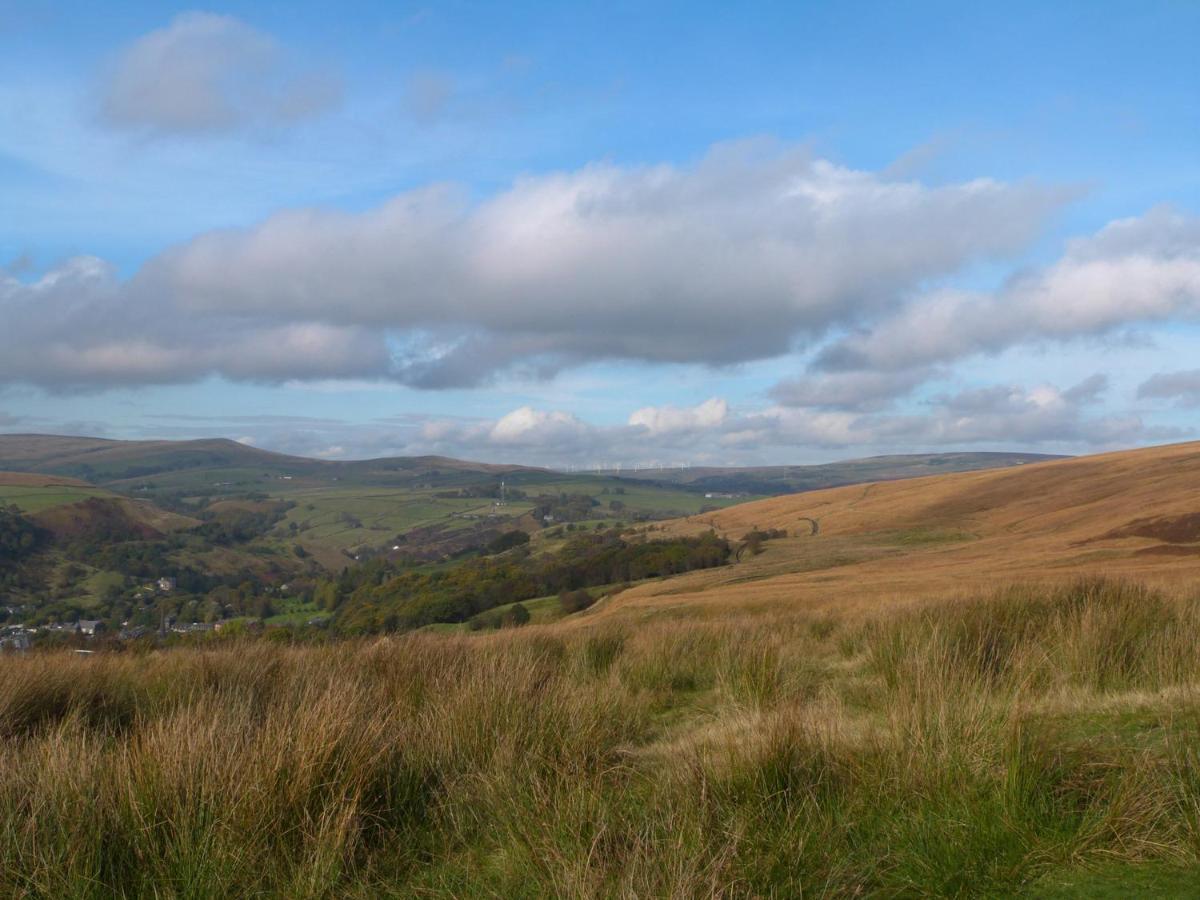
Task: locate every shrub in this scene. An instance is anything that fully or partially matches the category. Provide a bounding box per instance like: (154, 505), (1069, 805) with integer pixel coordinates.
(559, 589), (595, 614)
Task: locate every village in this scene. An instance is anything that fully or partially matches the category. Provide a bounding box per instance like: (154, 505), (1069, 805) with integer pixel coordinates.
(0, 574), (237, 651)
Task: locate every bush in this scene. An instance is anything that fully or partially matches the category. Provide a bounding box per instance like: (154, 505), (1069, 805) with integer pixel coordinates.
(487, 530), (530, 554)
(559, 589), (595, 614)
(502, 603), (530, 627)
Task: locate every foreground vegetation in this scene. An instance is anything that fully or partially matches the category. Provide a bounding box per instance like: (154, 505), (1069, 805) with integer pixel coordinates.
(3, 578), (1200, 896)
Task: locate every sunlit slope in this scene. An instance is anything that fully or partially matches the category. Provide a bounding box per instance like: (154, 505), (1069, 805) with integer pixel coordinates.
(0, 471), (198, 535)
(602, 441), (1200, 617)
(0, 472), (112, 512)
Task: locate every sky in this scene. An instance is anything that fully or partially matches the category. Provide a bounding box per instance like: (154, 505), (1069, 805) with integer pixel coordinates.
(1, 0), (1198, 467)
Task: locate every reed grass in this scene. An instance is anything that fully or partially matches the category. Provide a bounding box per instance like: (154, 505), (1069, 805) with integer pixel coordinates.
(3, 578), (1200, 896)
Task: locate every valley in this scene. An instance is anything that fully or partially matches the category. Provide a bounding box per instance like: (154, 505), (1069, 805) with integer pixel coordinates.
(6, 436), (1200, 896)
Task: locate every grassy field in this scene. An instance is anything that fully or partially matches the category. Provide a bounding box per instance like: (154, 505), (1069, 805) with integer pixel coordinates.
(0, 483), (110, 513)
(4, 578), (1200, 896)
(279, 487), (530, 552)
(271, 479), (752, 563)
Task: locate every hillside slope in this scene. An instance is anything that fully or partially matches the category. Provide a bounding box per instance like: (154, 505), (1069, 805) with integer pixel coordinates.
(604, 441), (1200, 618)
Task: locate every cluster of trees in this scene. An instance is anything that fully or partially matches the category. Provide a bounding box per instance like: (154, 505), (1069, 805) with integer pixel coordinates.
(558, 589), (596, 613)
(739, 527), (788, 556)
(433, 483), (528, 500)
(322, 530), (731, 634)
(532, 492), (603, 524)
(0, 504), (43, 565)
(194, 502), (295, 546)
(486, 530), (531, 554)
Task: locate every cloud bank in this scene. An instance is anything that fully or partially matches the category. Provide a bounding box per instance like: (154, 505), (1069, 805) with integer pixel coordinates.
(816, 207), (1200, 375)
(0, 141), (1070, 390)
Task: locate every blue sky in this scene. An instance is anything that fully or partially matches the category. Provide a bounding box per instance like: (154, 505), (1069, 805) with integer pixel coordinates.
(1, 1), (1198, 465)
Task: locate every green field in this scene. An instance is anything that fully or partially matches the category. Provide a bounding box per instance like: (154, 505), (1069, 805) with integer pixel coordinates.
(270, 478), (755, 561)
(278, 487), (533, 553)
(0, 483), (110, 513)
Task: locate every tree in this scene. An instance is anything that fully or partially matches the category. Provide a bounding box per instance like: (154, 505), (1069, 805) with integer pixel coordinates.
(559, 589), (595, 614)
(502, 603), (530, 627)
(487, 530), (530, 554)
(0, 504), (44, 564)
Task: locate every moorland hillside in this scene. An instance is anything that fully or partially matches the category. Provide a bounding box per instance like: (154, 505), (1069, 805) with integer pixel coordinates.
(605, 440), (1200, 619)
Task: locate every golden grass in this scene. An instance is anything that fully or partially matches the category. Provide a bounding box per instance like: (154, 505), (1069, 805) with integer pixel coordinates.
(599, 441), (1200, 620)
(4, 578), (1200, 895)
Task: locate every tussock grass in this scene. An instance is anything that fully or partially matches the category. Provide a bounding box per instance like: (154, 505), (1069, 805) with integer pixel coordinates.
(4, 578), (1200, 895)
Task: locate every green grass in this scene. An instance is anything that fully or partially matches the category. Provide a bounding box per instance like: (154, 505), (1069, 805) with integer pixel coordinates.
(0, 484), (109, 513)
(262, 478), (755, 562)
(264, 596), (325, 626)
(535, 477), (758, 516)
(1024, 863), (1200, 898)
(278, 487), (533, 553)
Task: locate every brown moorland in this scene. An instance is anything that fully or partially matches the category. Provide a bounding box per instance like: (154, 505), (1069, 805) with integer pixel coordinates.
(0, 471), (97, 489)
(597, 440), (1200, 621)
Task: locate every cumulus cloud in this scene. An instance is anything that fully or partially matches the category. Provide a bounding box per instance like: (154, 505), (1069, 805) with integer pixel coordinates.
(489, 407), (589, 445)
(0, 257), (389, 387)
(628, 398), (727, 435)
(816, 206), (1200, 373)
(752, 377), (1158, 451)
(398, 379), (1164, 467)
(98, 12), (341, 134)
(111, 371), (1176, 466)
(1137, 369), (1200, 407)
(0, 141), (1069, 391)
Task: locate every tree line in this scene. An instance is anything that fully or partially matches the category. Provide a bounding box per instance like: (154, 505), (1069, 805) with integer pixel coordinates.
(321, 530), (731, 634)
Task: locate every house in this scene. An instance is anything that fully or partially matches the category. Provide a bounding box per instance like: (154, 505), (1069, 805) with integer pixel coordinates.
(172, 622), (215, 634)
(157, 577), (177, 592)
(0, 632), (30, 652)
(78, 620), (104, 636)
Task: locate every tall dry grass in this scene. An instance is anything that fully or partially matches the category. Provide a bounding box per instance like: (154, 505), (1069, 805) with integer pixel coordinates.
(3, 578), (1200, 896)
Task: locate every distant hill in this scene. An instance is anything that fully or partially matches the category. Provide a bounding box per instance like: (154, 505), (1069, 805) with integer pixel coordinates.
(0, 435), (1064, 500)
(585, 452), (1064, 496)
(0, 434), (541, 492)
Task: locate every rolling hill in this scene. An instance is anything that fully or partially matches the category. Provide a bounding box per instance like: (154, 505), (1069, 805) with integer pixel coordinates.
(589, 451), (1063, 495)
(603, 440), (1200, 619)
(0, 472), (198, 538)
(0, 434), (537, 491)
(0, 471), (112, 513)
(0, 435), (1060, 496)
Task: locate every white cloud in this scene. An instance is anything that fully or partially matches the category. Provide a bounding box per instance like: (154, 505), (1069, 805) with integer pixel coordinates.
(751, 377), (1159, 450)
(628, 398), (727, 435)
(0, 142), (1069, 390)
(816, 206), (1200, 373)
(394, 374), (1162, 466)
(489, 407), (589, 444)
(98, 12), (341, 134)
